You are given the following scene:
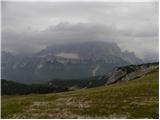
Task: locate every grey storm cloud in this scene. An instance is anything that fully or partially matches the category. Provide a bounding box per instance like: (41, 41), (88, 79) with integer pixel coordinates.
(2, 1), (159, 59)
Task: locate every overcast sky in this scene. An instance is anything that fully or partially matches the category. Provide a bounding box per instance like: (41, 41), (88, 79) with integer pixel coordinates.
(2, 1), (158, 59)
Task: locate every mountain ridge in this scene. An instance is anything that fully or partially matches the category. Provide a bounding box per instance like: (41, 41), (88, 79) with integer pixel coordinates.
(2, 41), (143, 83)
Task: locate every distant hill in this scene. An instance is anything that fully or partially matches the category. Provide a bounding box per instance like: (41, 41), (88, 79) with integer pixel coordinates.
(2, 41), (143, 83)
(1, 79), (68, 95)
(48, 76), (106, 90)
(1, 76), (108, 95)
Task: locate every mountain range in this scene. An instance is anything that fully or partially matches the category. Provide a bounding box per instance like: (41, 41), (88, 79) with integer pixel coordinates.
(2, 41), (143, 83)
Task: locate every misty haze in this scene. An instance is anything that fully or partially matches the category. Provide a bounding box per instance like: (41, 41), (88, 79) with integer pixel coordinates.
(1, 1), (159, 119)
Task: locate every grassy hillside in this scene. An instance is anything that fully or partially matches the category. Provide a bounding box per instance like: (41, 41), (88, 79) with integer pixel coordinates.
(1, 69), (159, 119)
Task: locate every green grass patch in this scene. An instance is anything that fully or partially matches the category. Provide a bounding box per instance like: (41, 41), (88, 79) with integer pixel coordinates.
(1, 70), (159, 118)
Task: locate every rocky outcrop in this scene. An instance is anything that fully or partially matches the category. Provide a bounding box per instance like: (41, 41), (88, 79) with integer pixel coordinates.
(106, 68), (127, 84)
(105, 62), (158, 84)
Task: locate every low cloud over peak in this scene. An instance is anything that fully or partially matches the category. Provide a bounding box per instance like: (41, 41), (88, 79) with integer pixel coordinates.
(2, 1), (158, 60)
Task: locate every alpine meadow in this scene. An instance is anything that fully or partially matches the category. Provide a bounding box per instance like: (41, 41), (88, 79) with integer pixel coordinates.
(1, 1), (159, 119)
